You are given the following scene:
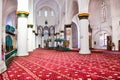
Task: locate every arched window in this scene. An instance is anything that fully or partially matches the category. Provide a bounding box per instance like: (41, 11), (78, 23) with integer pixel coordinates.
(39, 11), (41, 16)
(44, 30), (48, 35)
(44, 10), (48, 17)
(51, 11), (54, 16)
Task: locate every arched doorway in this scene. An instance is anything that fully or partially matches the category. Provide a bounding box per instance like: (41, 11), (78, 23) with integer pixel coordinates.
(44, 26), (49, 48)
(71, 22), (78, 48)
(6, 35), (13, 52)
(93, 30), (110, 49)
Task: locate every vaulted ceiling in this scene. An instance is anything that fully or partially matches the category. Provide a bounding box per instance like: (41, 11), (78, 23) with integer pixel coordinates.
(3, 0), (117, 30)
(34, 0), (62, 26)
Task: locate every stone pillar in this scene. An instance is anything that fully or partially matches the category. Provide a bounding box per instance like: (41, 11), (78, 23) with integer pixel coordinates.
(60, 30), (64, 47)
(64, 0), (72, 49)
(51, 36), (54, 47)
(27, 0), (34, 52)
(41, 34), (44, 48)
(32, 30), (36, 50)
(2, 20), (6, 53)
(56, 32), (60, 46)
(78, 0), (90, 54)
(65, 24), (72, 49)
(56, 32), (60, 39)
(38, 35), (41, 48)
(27, 24), (33, 52)
(78, 13), (90, 54)
(60, 30), (64, 39)
(111, 18), (120, 50)
(40, 36), (42, 48)
(16, 11), (29, 56)
(110, 0), (120, 50)
(0, 0), (2, 60)
(16, 0), (29, 56)
(35, 33), (38, 48)
(0, 1), (7, 72)
(54, 33), (57, 48)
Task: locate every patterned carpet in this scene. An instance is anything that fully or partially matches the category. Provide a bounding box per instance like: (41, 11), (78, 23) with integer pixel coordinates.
(0, 48), (120, 80)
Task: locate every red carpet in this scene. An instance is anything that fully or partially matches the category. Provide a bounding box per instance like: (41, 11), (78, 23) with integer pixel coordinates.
(0, 48), (120, 80)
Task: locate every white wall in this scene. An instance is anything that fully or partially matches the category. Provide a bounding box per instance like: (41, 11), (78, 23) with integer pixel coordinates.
(0, 0), (2, 60)
(36, 7), (56, 27)
(110, 0), (120, 50)
(89, 0), (112, 49)
(6, 11), (17, 28)
(72, 14), (80, 48)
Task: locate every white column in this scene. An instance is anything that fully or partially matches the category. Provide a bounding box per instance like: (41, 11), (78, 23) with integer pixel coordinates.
(0, 7), (5, 74)
(65, 0), (72, 49)
(41, 36), (44, 48)
(60, 30), (64, 47)
(40, 35), (42, 48)
(38, 35), (41, 48)
(65, 25), (72, 49)
(51, 35), (54, 47)
(35, 33), (38, 48)
(79, 18), (90, 54)
(27, 25), (33, 52)
(17, 17), (28, 56)
(78, 24), (81, 48)
(48, 37), (50, 47)
(56, 33), (60, 39)
(56, 32), (60, 46)
(27, 0), (34, 52)
(0, 0), (2, 60)
(54, 34), (57, 47)
(78, 0), (91, 54)
(33, 0), (37, 50)
(17, 0), (29, 56)
(111, 18), (120, 50)
(110, 0), (120, 51)
(2, 20), (6, 53)
(32, 30), (36, 50)
(17, 0), (29, 12)
(65, 0), (68, 24)
(60, 30), (64, 39)
(78, 0), (90, 13)
(0, 2), (7, 72)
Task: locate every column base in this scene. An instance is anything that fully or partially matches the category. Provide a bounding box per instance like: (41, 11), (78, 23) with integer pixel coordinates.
(28, 50), (33, 52)
(79, 50), (91, 54)
(30, 49), (33, 52)
(28, 48), (33, 52)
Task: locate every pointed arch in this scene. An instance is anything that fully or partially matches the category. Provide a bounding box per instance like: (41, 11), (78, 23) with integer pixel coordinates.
(71, 22), (78, 48)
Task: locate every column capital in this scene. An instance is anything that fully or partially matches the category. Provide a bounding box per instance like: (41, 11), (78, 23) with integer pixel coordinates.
(56, 32), (60, 35)
(27, 24), (33, 28)
(16, 11), (29, 17)
(60, 30), (64, 33)
(42, 33), (44, 36)
(32, 30), (35, 33)
(78, 13), (89, 20)
(65, 24), (71, 28)
(35, 33), (38, 36)
(54, 33), (56, 36)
